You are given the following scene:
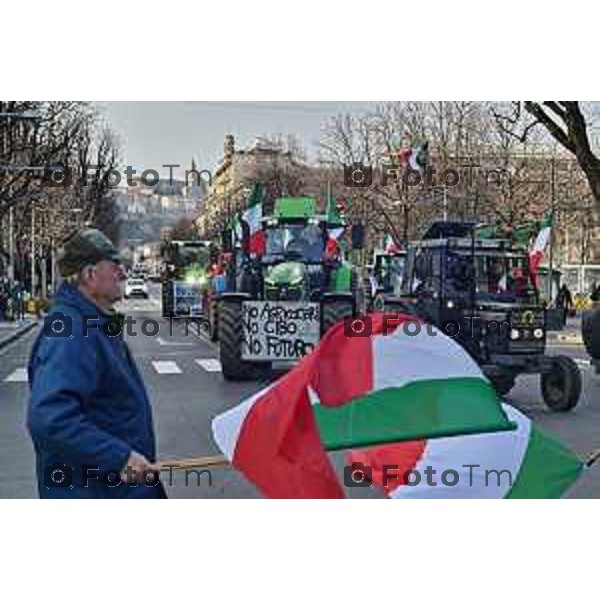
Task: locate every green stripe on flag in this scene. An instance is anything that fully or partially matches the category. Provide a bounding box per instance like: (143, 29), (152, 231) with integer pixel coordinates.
(315, 377), (516, 452)
(505, 426), (583, 499)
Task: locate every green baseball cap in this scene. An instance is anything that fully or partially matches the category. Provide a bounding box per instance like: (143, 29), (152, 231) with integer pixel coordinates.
(58, 229), (123, 277)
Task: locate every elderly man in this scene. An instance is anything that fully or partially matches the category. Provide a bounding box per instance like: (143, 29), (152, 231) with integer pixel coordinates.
(27, 229), (166, 499)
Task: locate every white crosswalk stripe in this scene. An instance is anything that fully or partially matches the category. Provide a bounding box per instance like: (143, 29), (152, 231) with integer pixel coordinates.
(3, 368), (28, 383)
(151, 361), (182, 374)
(195, 358), (222, 372)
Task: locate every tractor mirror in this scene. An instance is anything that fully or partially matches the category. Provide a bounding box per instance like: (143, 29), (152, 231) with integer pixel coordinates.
(352, 224), (365, 250)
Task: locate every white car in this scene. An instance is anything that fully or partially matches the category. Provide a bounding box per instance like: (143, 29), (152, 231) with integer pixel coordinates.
(124, 278), (149, 299)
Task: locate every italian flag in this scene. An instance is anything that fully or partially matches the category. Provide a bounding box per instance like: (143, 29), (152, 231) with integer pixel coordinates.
(384, 233), (399, 254)
(398, 142), (429, 174)
(529, 214), (552, 279)
(242, 183), (266, 255)
(347, 403), (583, 499)
(325, 227), (345, 257)
(212, 313), (517, 498)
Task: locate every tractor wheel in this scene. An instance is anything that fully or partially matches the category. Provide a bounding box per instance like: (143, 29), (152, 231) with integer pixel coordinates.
(219, 299), (269, 381)
(582, 308), (600, 359)
(322, 301), (354, 335)
(209, 295), (219, 341)
(488, 371), (516, 397)
(541, 356), (582, 412)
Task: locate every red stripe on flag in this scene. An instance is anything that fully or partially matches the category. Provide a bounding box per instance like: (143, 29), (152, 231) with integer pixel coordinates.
(233, 356), (344, 498)
(308, 312), (407, 406)
(248, 230), (266, 255)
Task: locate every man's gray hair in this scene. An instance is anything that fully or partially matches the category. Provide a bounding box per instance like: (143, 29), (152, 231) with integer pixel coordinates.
(64, 264), (95, 286)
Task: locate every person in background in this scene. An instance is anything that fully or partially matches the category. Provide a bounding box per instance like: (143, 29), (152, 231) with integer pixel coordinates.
(556, 283), (574, 326)
(12, 280), (26, 323)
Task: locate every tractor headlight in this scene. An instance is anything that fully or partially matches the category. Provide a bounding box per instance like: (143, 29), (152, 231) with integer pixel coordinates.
(533, 328), (544, 339)
(446, 300), (455, 309)
(510, 329), (520, 340)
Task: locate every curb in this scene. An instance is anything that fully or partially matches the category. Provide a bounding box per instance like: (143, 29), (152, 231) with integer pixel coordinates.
(0, 321), (38, 350)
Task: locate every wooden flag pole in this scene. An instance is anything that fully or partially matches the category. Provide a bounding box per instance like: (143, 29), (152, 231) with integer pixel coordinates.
(158, 455), (230, 471)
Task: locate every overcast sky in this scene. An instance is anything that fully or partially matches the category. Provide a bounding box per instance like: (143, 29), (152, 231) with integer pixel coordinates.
(97, 101), (375, 179)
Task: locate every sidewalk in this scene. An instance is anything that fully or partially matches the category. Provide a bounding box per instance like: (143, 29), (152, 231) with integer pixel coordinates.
(0, 319), (39, 350)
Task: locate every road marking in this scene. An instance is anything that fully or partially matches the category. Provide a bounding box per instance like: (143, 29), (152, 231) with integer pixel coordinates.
(4, 368), (28, 382)
(151, 361), (182, 374)
(156, 336), (193, 347)
(195, 358), (222, 372)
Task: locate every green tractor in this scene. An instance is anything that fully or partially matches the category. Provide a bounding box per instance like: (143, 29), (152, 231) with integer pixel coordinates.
(217, 196), (362, 381)
(160, 239), (213, 318)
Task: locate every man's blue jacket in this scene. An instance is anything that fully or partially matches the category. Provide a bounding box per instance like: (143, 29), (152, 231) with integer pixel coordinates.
(27, 283), (165, 498)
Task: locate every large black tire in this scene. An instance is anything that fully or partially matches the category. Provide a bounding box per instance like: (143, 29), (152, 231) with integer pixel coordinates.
(219, 299), (269, 381)
(322, 301), (354, 335)
(582, 308), (600, 359)
(488, 371), (516, 397)
(209, 295), (219, 342)
(541, 355), (582, 412)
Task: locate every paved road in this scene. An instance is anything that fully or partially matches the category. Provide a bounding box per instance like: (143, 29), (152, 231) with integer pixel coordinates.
(1, 292), (599, 498)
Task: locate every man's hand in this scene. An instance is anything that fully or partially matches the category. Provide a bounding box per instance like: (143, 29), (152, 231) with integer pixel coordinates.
(120, 450), (159, 484)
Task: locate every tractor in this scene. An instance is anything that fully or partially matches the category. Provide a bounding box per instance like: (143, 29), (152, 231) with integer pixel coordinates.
(160, 239), (213, 319)
(216, 196), (362, 381)
(378, 221), (581, 412)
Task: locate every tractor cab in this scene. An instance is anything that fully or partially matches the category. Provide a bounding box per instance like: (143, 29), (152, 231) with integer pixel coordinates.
(259, 197), (351, 302)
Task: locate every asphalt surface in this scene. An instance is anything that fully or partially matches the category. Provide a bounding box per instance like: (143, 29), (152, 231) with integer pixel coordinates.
(1, 285), (599, 498)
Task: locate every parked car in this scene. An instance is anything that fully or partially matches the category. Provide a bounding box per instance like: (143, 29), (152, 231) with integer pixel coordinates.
(124, 278), (149, 299)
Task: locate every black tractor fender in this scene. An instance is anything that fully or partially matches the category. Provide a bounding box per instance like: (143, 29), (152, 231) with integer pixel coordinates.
(218, 292), (254, 303)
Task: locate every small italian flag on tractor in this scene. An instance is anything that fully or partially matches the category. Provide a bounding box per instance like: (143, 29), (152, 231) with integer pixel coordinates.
(384, 233), (399, 254)
(398, 141), (429, 174)
(529, 213), (552, 281)
(242, 183), (266, 255)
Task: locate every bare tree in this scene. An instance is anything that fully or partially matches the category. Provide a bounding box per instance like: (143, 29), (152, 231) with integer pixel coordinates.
(492, 102), (600, 205)
(1, 101), (122, 285)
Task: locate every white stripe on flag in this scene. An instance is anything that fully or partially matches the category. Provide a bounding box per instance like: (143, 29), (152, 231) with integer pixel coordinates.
(373, 324), (485, 391)
(212, 382), (277, 461)
(244, 203), (262, 234)
(532, 226), (551, 254)
(390, 404), (531, 499)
